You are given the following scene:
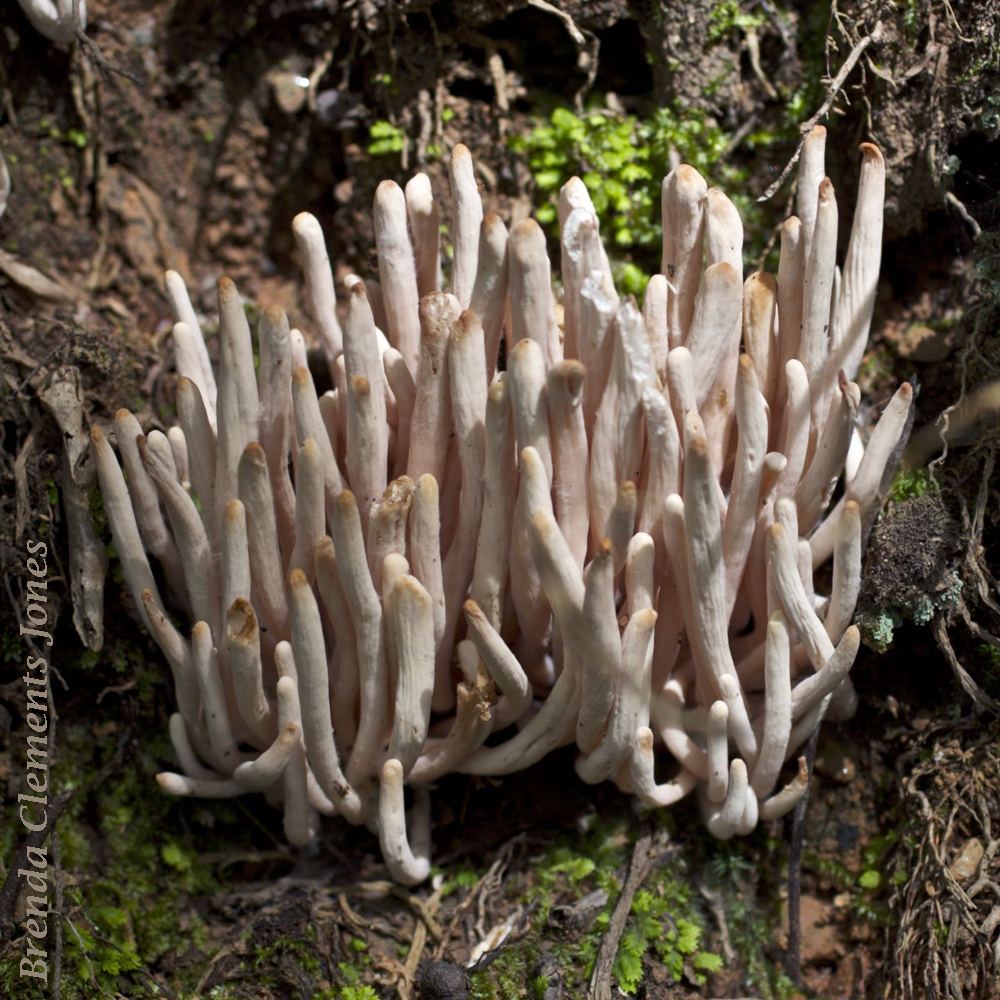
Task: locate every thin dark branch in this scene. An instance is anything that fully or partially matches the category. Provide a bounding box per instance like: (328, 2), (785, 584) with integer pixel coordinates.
(784, 723), (821, 985)
(0, 791), (74, 940)
(588, 829), (673, 1000)
(934, 616), (1000, 715)
(72, 0), (144, 86)
(758, 23), (881, 202)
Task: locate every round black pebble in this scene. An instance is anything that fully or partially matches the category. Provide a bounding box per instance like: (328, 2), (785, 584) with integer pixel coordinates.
(417, 960), (469, 1000)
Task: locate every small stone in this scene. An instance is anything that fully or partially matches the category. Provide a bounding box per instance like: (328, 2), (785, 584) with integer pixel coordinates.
(203, 222), (229, 247)
(334, 178), (355, 204)
(948, 838), (984, 880)
(227, 171), (251, 193)
(814, 738), (857, 783)
(268, 71), (308, 115)
(417, 960), (469, 1000)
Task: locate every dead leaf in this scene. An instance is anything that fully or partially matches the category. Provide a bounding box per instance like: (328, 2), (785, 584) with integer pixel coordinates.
(0, 248), (77, 302)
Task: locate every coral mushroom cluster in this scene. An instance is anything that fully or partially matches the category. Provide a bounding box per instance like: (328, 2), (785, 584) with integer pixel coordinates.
(92, 128), (912, 884)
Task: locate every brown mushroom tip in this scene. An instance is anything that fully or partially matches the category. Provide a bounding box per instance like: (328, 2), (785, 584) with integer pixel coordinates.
(349, 375), (372, 396)
(463, 598), (483, 619)
(192, 620), (211, 639)
(689, 434), (710, 459)
(673, 163), (707, 189)
(530, 508), (551, 532)
(518, 447), (542, 474)
(292, 365), (312, 385)
(636, 726), (654, 752)
(375, 179), (402, 198)
(349, 280), (368, 301)
(796, 755), (809, 780)
(450, 142), (471, 162)
(227, 596), (255, 625)
(859, 141), (883, 163)
(458, 308), (481, 334)
(768, 522), (785, 540)
(396, 573), (430, 603)
(263, 304), (286, 324)
(637, 608), (658, 628)
(898, 381), (914, 401)
(218, 275), (235, 294)
(845, 624), (861, 642)
(818, 176), (835, 200)
(415, 472), (437, 495)
(738, 353), (755, 376)
(294, 440), (316, 464)
(242, 440), (266, 463)
(383, 757), (404, 781)
(554, 359), (586, 397)
(288, 568), (309, 590)
(620, 480), (637, 499)
(487, 375), (508, 402)
(807, 124), (827, 139)
(114, 407), (134, 422)
(224, 498), (244, 518)
(596, 537), (614, 559)
(781, 215), (802, 236)
(511, 216), (543, 239)
(844, 499), (861, 516)
(750, 270), (777, 292)
(336, 488), (358, 510)
(510, 338), (537, 360)
(90, 424), (105, 443)
(706, 260), (738, 280)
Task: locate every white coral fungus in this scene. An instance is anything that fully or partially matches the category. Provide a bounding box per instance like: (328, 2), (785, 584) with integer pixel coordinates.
(93, 130), (911, 884)
(15, 0), (85, 45)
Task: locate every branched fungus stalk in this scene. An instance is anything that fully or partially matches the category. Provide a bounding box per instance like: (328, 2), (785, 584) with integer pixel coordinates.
(91, 130), (911, 884)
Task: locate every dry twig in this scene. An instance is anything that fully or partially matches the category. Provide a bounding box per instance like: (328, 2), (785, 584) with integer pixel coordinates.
(758, 22), (882, 202)
(588, 829), (674, 1000)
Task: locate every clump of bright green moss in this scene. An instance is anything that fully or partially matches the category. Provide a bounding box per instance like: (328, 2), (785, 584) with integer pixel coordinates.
(508, 100), (771, 297)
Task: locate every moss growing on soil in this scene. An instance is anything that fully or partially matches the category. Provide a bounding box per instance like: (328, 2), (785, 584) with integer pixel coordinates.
(857, 490), (965, 651)
(0, 629), (245, 998)
(508, 99), (770, 298)
(465, 807), (799, 1000)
